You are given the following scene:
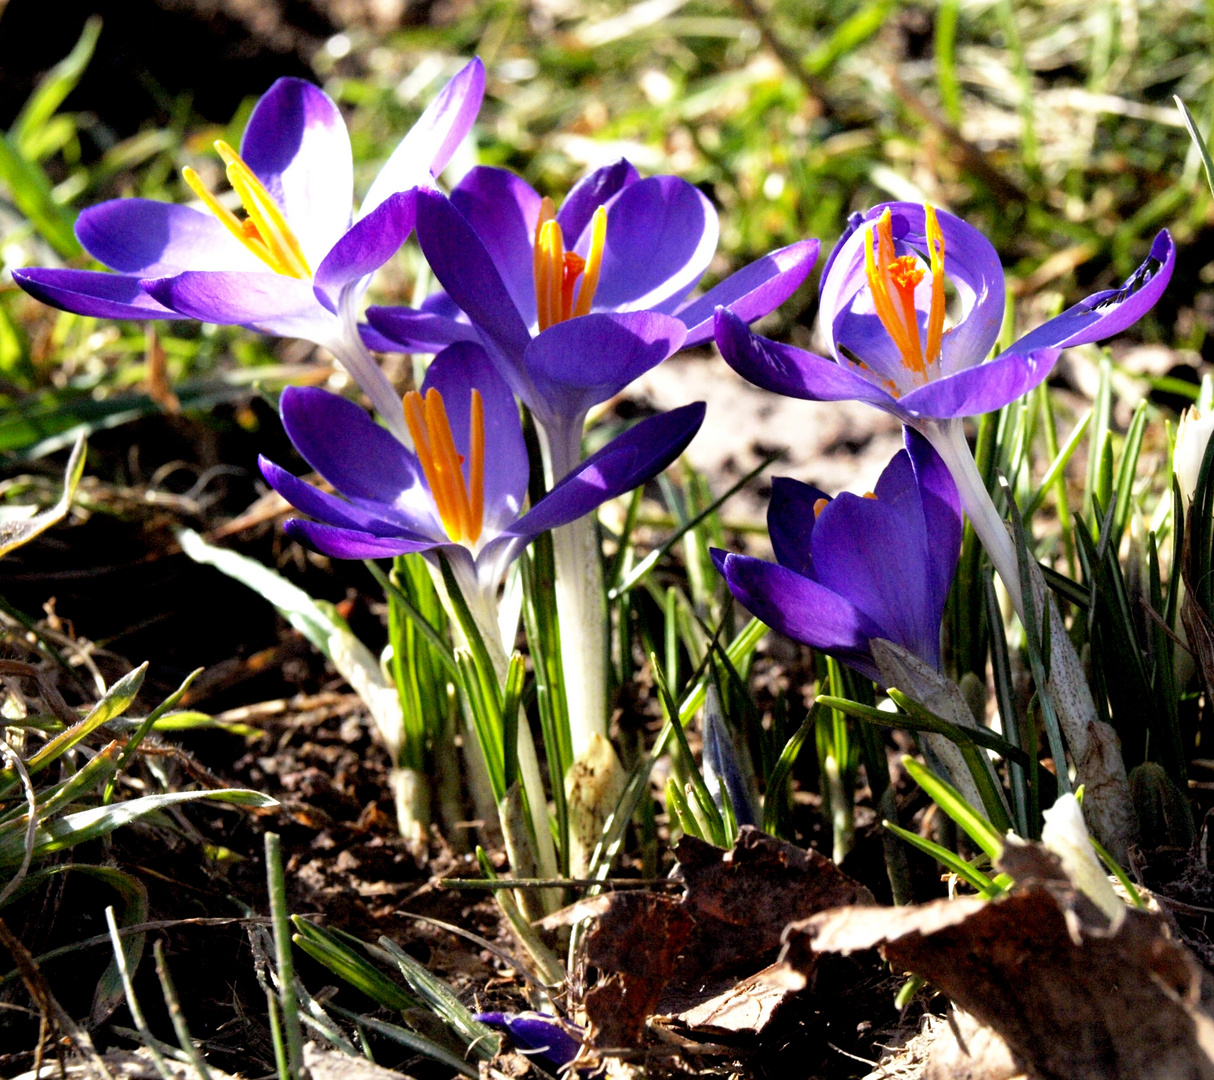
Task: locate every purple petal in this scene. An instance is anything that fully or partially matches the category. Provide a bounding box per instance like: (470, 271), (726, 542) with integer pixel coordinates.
(904, 428), (962, 609)
(1002, 230), (1176, 358)
(474, 1012), (582, 1069)
(714, 307), (902, 415)
(240, 78), (353, 270)
(715, 551), (882, 683)
(677, 239), (819, 346)
(312, 190), (418, 311)
(142, 270), (335, 341)
(284, 518), (437, 560)
(419, 342), (527, 535)
(449, 167), (541, 327)
(360, 321), (406, 353)
(820, 203), (1005, 379)
(498, 403), (705, 543)
(895, 347), (1059, 420)
(589, 176), (718, 313)
(75, 200), (261, 275)
(819, 210), (865, 287)
(13, 268), (179, 321)
(557, 159), (640, 243)
(361, 57), (485, 217)
(523, 311), (687, 425)
(279, 386), (437, 533)
(260, 456), (434, 540)
(767, 476), (828, 580)
(365, 303), (481, 353)
(812, 490), (940, 670)
(414, 189), (532, 384)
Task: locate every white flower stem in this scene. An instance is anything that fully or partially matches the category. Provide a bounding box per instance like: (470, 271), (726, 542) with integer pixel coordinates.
(924, 418), (1024, 616)
(542, 419), (609, 761)
(922, 417), (1137, 859)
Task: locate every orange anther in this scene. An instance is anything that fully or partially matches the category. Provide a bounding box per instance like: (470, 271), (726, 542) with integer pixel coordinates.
(813, 497), (830, 518)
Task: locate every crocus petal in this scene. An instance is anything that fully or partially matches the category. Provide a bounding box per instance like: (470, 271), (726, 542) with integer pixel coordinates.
(312, 189), (418, 311)
(812, 491), (939, 668)
(904, 428), (963, 609)
(1000, 230), (1176, 359)
(557, 158), (640, 243)
(361, 57), (485, 218)
(284, 518), (437, 560)
(589, 176), (719, 314)
(418, 342), (528, 535)
(414, 189), (532, 384)
(142, 270), (335, 342)
(767, 476), (828, 580)
(12, 268), (179, 321)
(365, 304), (481, 353)
(496, 402), (705, 543)
(360, 321), (406, 353)
(260, 456), (434, 541)
(821, 202), (1005, 378)
(522, 311), (688, 425)
(474, 1013), (582, 1070)
(714, 307), (902, 414)
(75, 199), (262, 275)
(714, 551), (883, 683)
(895, 347), (1059, 420)
(240, 78), (353, 270)
(676, 239), (819, 347)
(449, 166), (541, 326)
(279, 386), (439, 533)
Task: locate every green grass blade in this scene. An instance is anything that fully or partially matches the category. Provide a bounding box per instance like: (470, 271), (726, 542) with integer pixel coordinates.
(902, 756), (1005, 859)
(883, 820), (1001, 897)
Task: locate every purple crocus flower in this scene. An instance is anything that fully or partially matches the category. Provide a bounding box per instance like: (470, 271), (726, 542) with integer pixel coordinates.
(259, 340), (705, 604)
(715, 202), (1175, 602)
(364, 163), (817, 474)
(713, 429), (962, 684)
(474, 1012), (583, 1070)
(14, 60), (485, 444)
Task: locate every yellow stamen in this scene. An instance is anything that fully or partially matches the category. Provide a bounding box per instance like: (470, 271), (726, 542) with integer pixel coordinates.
(924, 204), (946, 369)
(532, 201), (608, 328)
(214, 141), (311, 278)
(863, 491), (878, 500)
(572, 205), (607, 318)
(182, 142), (312, 279)
(401, 388), (486, 544)
(813, 497), (830, 518)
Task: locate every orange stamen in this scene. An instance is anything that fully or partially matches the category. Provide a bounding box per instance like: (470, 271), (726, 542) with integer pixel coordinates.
(863, 491), (878, 500)
(532, 200), (608, 328)
(534, 198), (556, 331)
(402, 387), (485, 544)
(813, 498), (830, 518)
(182, 142), (311, 279)
(863, 209), (927, 377)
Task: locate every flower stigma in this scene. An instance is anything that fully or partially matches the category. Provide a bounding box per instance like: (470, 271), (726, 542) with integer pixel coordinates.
(532, 198), (607, 330)
(402, 387), (485, 545)
(182, 141), (312, 279)
(861, 206), (949, 385)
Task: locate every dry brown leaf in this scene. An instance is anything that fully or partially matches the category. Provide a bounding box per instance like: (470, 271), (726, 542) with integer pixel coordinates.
(782, 842), (1214, 1080)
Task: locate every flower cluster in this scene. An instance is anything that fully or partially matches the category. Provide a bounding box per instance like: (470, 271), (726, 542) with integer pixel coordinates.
(13, 56), (1179, 869)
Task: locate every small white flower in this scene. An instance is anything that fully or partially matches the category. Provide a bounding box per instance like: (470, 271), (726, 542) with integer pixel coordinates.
(1174, 405), (1214, 507)
(1041, 793), (1124, 926)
